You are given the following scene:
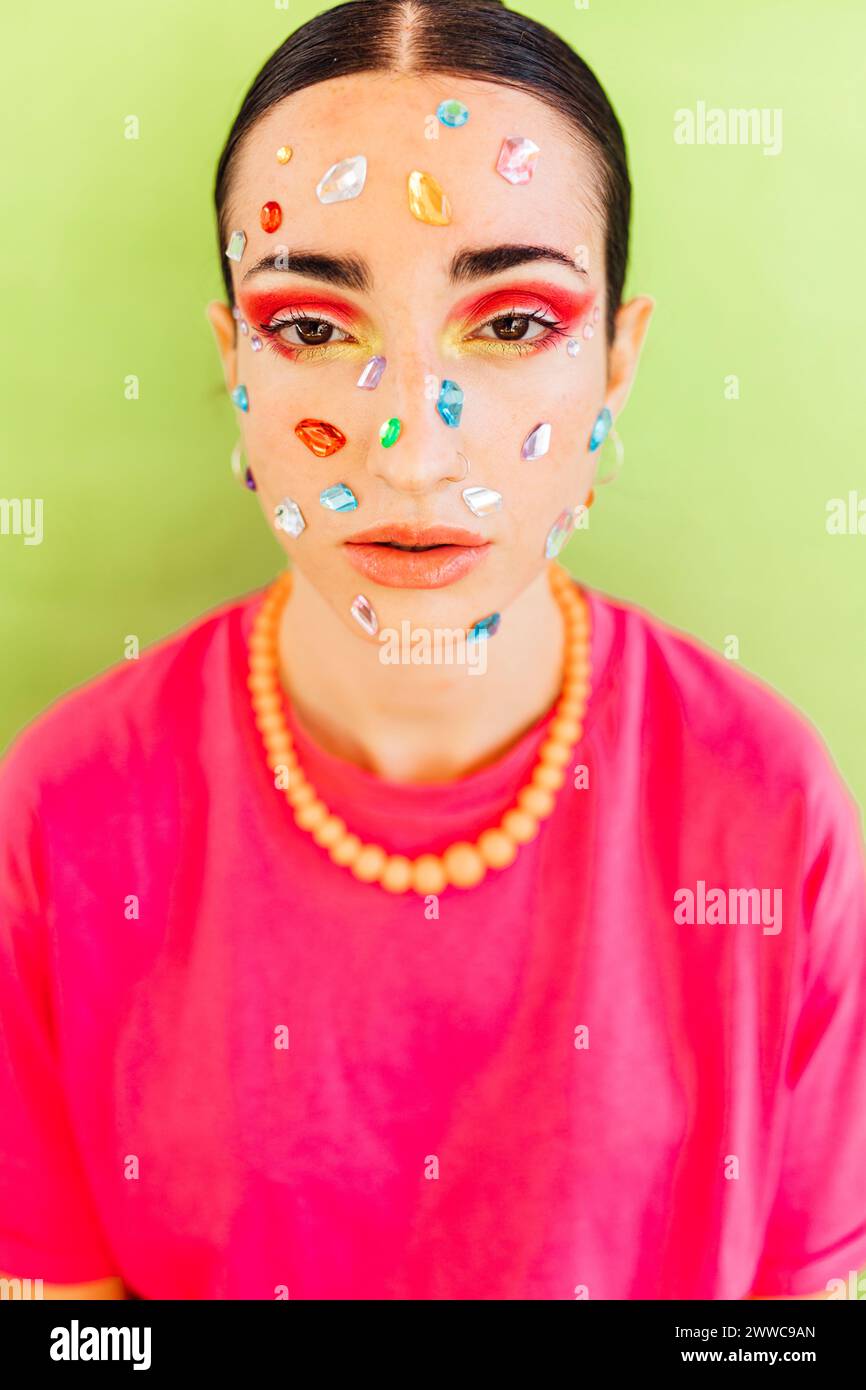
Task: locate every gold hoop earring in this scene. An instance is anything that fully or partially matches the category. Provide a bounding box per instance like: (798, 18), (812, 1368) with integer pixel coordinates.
(594, 427), (624, 486)
(231, 439), (256, 491)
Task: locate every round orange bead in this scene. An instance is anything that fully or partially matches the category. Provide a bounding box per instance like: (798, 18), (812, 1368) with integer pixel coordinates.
(556, 696), (583, 721)
(477, 828), (518, 870)
(286, 780), (315, 808)
(253, 693), (282, 716)
(411, 855), (447, 896)
(248, 672), (277, 695)
(330, 833), (362, 867)
(312, 811), (347, 845)
(312, 814), (347, 848)
(352, 844), (388, 882)
(539, 738), (571, 768)
(550, 717), (580, 745)
(381, 855), (413, 894)
(295, 799), (329, 831)
(442, 842), (486, 889)
(501, 808), (539, 844)
(255, 711), (286, 737)
(564, 646), (589, 668)
(532, 763), (565, 791)
(266, 746), (296, 773)
(517, 785), (555, 819)
(249, 651), (277, 674)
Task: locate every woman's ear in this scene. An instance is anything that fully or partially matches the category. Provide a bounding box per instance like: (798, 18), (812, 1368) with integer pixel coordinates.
(605, 295), (655, 417)
(206, 301), (238, 394)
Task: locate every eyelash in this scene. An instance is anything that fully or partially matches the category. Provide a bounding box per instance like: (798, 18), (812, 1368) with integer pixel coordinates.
(253, 305), (570, 361)
(467, 308), (569, 355)
(256, 309), (359, 362)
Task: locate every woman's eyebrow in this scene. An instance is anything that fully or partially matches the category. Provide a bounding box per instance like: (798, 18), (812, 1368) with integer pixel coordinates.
(449, 244), (588, 283)
(243, 251), (371, 291)
(242, 243), (587, 294)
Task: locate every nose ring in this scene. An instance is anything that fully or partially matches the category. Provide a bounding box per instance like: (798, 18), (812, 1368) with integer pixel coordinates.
(446, 452), (470, 483)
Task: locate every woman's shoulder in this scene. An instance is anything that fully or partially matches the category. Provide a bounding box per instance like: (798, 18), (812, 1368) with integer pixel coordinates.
(587, 584), (860, 827)
(0, 585), (264, 799)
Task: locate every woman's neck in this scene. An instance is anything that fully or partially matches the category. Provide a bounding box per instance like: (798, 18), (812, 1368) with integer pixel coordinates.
(276, 567), (566, 783)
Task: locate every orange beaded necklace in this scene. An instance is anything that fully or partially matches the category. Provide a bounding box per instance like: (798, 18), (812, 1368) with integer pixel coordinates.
(247, 560), (591, 895)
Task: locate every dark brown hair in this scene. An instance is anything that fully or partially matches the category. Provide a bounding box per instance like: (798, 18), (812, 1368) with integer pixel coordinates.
(214, 0), (631, 341)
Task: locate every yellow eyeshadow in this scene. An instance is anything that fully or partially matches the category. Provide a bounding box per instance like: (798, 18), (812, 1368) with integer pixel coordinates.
(289, 340), (374, 363)
(457, 337), (539, 358)
(440, 323), (541, 359)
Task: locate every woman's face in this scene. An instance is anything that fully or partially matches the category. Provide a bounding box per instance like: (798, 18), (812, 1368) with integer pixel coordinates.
(209, 73), (652, 638)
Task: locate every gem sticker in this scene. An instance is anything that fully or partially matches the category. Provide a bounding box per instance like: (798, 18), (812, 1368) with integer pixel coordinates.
(317, 155), (367, 204)
(275, 498), (306, 537)
(357, 355), (387, 390)
(379, 418), (402, 448)
(260, 202), (282, 233)
(294, 419), (347, 457)
(544, 508), (576, 559)
(225, 229), (247, 262)
(468, 613), (501, 640)
(319, 484), (358, 513)
(589, 408), (612, 453)
(496, 136), (540, 185)
(436, 379), (464, 428)
(520, 421), (551, 461)
(407, 170), (451, 225)
(350, 594), (378, 636)
(437, 99), (469, 128)
(462, 486), (503, 518)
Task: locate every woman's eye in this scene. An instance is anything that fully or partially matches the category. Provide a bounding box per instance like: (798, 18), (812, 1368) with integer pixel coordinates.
(270, 317), (352, 347)
(473, 314), (550, 342)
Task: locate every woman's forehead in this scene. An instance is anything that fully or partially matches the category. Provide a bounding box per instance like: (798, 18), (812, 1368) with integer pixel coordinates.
(224, 72), (603, 286)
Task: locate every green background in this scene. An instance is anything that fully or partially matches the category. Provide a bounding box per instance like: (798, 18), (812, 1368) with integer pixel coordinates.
(1, 0), (864, 829)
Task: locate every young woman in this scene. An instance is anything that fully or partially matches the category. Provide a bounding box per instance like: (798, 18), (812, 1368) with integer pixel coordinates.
(1, 0), (864, 1301)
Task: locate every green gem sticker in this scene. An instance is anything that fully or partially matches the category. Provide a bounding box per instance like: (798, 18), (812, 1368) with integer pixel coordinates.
(379, 417), (402, 448)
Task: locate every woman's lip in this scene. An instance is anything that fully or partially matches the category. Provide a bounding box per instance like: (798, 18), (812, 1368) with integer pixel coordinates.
(345, 523), (486, 547)
(343, 541), (491, 589)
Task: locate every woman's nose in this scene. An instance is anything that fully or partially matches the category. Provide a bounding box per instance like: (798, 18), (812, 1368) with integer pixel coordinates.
(363, 352), (466, 495)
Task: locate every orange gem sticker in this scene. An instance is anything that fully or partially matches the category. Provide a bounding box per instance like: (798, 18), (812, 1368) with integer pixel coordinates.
(294, 419), (347, 458)
(260, 201), (282, 233)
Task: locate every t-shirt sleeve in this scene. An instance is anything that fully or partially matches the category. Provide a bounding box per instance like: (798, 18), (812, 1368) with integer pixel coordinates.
(0, 733), (118, 1283)
(750, 752), (866, 1297)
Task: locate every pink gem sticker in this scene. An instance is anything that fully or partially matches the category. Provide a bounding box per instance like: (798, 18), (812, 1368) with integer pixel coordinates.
(496, 135), (540, 186)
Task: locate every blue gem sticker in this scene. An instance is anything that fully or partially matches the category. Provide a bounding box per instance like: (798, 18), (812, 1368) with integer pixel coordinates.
(436, 379), (464, 428)
(319, 484), (358, 513)
(468, 612), (501, 641)
(436, 99), (469, 128)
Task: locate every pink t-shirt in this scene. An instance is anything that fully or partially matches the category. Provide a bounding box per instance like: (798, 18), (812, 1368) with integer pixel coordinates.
(1, 580), (865, 1300)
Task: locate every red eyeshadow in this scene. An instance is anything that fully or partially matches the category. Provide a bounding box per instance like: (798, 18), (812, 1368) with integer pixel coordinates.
(237, 289), (367, 329)
(449, 280), (595, 328)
